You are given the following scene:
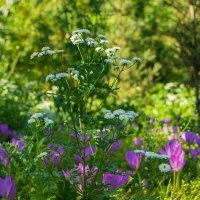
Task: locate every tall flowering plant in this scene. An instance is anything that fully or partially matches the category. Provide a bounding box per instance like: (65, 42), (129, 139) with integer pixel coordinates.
(28, 29), (140, 199)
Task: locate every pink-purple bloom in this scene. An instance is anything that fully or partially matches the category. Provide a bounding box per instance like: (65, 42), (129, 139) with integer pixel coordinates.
(43, 144), (64, 167)
(75, 146), (96, 163)
(63, 163), (98, 191)
(0, 146), (9, 168)
(126, 150), (142, 170)
(158, 140), (185, 172)
(103, 170), (131, 190)
(0, 175), (16, 200)
(0, 124), (17, 139)
(134, 138), (143, 148)
(181, 131), (197, 144)
(189, 149), (200, 159)
(12, 138), (26, 151)
(108, 140), (121, 153)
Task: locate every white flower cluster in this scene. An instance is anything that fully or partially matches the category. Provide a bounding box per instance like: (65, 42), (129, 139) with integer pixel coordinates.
(120, 59), (132, 65)
(44, 117), (54, 128)
(28, 113), (44, 124)
(85, 38), (98, 46)
(144, 151), (169, 159)
(70, 29), (90, 45)
(28, 113), (54, 128)
(158, 163), (171, 173)
(70, 68), (80, 79)
(30, 47), (64, 59)
(103, 109), (138, 120)
(133, 57), (141, 62)
(45, 72), (68, 82)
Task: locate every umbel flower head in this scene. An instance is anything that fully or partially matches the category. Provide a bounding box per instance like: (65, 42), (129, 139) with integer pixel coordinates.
(0, 175), (16, 200)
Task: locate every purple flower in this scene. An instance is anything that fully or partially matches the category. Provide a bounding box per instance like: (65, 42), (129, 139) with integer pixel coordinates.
(0, 146), (9, 168)
(134, 138), (143, 148)
(70, 130), (90, 143)
(0, 124), (11, 138)
(196, 137), (200, 147)
(0, 175), (16, 200)
(43, 144), (64, 167)
(63, 163), (98, 191)
(181, 131), (197, 144)
(75, 146), (96, 163)
(189, 149), (200, 159)
(172, 126), (179, 134)
(108, 140), (121, 154)
(160, 119), (171, 125)
(159, 140), (185, 172)
(103, 171), (131, 190)
(126, 150), (142, 170)
(12, 138), (26, 151)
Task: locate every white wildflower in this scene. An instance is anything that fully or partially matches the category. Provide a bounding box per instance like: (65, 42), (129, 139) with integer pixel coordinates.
(156, 154), (169, 159)
(44, 118), (54, 127)
(111, 55), (119, 60)
(105, 48), (116, 57)
(98, 34), (107, 39)
(113, 109), (125, 115)
(159, 163), (171, 173)
(57, 50), (64, 53)
(133, 57), (141, 62)
(28, 118), (36, 124)
(45, 74), (55, 82)
(56, 72), (67, 79)
(134, 150), (146, 154)
(145, 151), (159, 159)
(37, 152), (48, 158)
(95, 47), (104, 52)
(120, 59), (132, 65)
(30, 52), (39, 59)
(38, 52), (45, 57)
(99, 39), (109, 45)
(85, 37), (98, 46)
(46, 50), (55, 55)
(70, 33), (84, 45)
(113, 47), (121, 51)
(41, 47), (51, 51)
(89, 71), (93, 75)
(104, 112), (115, 119)
(104, 59), (114, 64)
(73, 29), (90, 34)
(31, 113), (44, 119)
(119, 114), (129, 121)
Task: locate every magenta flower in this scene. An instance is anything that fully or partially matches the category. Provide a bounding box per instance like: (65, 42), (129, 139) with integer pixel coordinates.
(75, 146), (96, 163)
(70, 130), (90, 143)
(181, 131), (197, 144)
(63, 163), (98, 191)
(12, 138), (26, 151)
(189, 149), (200, 159)
(0, 146), (9, 168)
(159, 140), (185, 172)
(134, 138), (143, 148)
(196, 137), (200, 147)
(43, 144), (64, 167)
(160, 119), (171, 125)
(108, 140), (121, 154)
(103, 170), (131, 190)
(0, 175), (16, 200)
(126, 150), (142, 170)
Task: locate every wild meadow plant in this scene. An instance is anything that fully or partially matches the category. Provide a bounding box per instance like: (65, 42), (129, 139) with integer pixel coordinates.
(0, 29), (199, 199)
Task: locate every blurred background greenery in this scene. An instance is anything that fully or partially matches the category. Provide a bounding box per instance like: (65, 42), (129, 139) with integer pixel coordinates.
(0, 0), (199, 131)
